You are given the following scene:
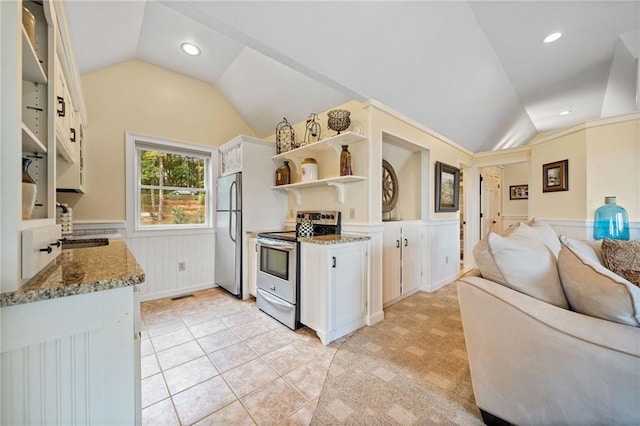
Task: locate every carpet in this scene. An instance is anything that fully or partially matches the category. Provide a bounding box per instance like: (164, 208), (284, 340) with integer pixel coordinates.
(311, 283), (483, 425)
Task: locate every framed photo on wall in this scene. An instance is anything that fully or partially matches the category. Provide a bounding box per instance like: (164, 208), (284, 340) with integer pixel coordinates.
(509, 184), (528, 200)
(435, 161), (460, 212)
(542, 159), (569, 192)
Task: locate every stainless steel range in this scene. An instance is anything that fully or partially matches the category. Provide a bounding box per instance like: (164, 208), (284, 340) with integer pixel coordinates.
(256, 211), (341, 329)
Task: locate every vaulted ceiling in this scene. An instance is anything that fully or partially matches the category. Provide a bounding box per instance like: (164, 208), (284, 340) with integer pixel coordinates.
(65, 1), (639, 153)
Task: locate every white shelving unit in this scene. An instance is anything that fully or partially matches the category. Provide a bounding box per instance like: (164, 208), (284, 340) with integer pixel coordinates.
(21, 27), (47, 84)
(272, 131), (367, 204)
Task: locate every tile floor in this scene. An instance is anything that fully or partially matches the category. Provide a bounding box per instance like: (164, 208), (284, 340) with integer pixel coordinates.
(140, 287), (342, 425)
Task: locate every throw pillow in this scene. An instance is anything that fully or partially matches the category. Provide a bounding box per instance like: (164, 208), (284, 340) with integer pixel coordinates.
(559, 235), (603, 265)
(558, 244), (640, 327)
(601, 239), (640, 286)
(528, 218), (561, 258)
(473, 223), (568, 308)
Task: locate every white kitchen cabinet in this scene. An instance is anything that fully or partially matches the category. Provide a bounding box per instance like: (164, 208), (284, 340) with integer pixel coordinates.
(1, 286), (141, 425)
(383, 222), (421, 305)
(300, 240), (369, 345)
(271, 131), (368, 204)
(247, 236), (258, 297)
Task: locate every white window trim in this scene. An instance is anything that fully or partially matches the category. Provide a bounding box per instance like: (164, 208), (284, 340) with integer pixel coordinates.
(125, 132), (217, 238)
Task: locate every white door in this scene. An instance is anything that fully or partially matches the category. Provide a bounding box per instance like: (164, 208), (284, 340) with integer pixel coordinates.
(480, 169), (502, 238)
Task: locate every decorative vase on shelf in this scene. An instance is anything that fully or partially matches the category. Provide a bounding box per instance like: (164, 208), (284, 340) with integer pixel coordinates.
(593, 196), (629, 240)
(327, 109), (351, 135)
(275, 161), (291, 186)
(340, 145), (352, 176)
(22, 157), (37, 219)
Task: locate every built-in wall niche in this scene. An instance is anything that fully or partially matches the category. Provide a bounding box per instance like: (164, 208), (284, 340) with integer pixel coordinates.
(382, 133), (427, 221)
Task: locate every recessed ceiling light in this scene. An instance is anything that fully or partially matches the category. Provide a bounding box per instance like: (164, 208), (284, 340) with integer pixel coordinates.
(544, 32), (563, 43)
(559, 110), (572, 116)
(181, 42), (201, 56)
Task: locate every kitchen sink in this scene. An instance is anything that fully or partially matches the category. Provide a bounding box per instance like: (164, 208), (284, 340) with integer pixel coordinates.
(61, 238), (109, 250)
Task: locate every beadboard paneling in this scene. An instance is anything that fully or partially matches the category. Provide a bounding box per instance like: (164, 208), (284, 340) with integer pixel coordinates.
(423, 220), (460, 292)
(126, 232), (215, 301)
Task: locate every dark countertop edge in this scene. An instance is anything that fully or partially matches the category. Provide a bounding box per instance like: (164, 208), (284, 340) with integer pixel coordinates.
(0, 273), (145, 308)
(299, 235), (371, 245)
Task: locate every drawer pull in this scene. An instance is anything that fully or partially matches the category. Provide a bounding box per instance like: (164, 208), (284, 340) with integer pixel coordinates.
(39, 246), (52, 254)
(57, 96), (65, 117)
(49, 241), (61, 248)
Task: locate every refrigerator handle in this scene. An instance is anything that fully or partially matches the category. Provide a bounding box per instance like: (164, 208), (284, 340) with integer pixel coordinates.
(229, 181), (237, 211)
(229, 211), (236, 243)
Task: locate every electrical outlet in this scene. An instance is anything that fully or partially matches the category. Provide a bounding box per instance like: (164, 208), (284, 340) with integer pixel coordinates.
(349, 208), (355, 219)
(445, 256), (449, 264)
(178, 261), (186, 272)
(289, 209), (293, 218)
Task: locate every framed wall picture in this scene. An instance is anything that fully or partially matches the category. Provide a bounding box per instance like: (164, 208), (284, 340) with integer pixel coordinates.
(542, 160), (569, 192)
(435, 161), (460, 212)
(509, 184), (528, 200)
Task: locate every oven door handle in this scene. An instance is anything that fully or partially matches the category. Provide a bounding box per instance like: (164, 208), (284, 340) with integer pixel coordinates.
(257, 239), (295, 251)
(258, 288), (292, 308)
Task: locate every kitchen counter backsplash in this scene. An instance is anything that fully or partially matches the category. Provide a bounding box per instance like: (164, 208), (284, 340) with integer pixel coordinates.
(299, 234), (370, 245)
(0, 239), (144, 307)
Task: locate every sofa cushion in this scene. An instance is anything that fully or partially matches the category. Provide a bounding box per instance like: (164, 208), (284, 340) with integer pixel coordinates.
(559, 235), (603, 265)
(473, 223), (568, 308)
(558, 244), (640, 327)
(601, 239), (640, 287)
(528, 218), (561, 258)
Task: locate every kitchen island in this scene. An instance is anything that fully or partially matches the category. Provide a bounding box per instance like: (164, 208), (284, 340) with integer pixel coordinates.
(0, 239), (144, 425)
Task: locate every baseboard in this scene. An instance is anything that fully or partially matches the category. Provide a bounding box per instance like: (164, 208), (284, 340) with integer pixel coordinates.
(367, 310), (385, 325)
(139, 283), (217, 302)
(425, 272), (459, 292)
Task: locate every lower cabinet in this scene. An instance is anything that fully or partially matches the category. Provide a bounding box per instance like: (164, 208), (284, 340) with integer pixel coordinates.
(300, 240), (369, 345)
(1, 286), (141, 425)
(383, 222), (421, 305)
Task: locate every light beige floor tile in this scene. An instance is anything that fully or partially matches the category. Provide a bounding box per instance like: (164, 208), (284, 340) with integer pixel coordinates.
(222, 358), (279, 398)
(279, 402), (315, 426)
(197, 329), (240, 353)
(208, 341), (257, 372)
(189, 318), (227, 339)
(141, 354), (160, 379)
(163, 356), (218, 395)
(262, 344), (312, 375)
(241, 378), (306, 425)
(152, 328), (194, 352)
(231, 319), (271, 340)
(244, 329), (296, 356)
(141, 339), (154, 357)
(193, 401), (256, 426)
(156, 340), (205, 370)
(141, 373), (169, 409)
(180, 310), (219, 327)
(146, 318), (186, 338)
(172, 376), (236, 426)
(325, 399), (354, 423)
(142, 398), (179, 426)
(218, 311), (255, 327)
(284, 359), (329, 401)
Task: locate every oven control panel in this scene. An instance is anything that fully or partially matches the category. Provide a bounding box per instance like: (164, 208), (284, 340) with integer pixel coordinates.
(296, 210), (341, 225)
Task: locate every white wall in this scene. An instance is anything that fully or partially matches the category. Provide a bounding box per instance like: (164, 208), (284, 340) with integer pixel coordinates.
(382, 142), (421, 221)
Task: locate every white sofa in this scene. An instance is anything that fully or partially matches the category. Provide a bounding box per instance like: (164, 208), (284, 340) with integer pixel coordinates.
(457, 224), (640, 425)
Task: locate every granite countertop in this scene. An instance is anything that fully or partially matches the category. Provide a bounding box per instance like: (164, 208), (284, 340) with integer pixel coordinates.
(0, 239), (145, 307)
(299, 234), (371, 245)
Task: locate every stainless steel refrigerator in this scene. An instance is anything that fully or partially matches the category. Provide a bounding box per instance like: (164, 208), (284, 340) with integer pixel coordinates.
(215, 172), (242, 296)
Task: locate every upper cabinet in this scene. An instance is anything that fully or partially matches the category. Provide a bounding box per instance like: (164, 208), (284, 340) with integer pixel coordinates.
(1, 0), (87, 293)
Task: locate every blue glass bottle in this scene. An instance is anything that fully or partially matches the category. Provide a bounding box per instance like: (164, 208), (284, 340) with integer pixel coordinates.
(593, 196), (629, 240)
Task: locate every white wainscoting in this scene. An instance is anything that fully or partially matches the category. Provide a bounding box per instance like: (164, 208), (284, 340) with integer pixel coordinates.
(422, 220), (460, 292)
(71, 222), (215, 301)
(501, 215), (528, 232)
(542, 219), (640, 241)
(126, 232), (215, 301)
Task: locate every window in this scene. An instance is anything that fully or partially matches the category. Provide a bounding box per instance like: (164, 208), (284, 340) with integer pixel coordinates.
(126, 132), (215, 233)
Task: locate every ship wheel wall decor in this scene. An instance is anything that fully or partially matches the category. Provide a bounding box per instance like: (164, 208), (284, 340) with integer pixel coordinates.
(382, 160), (399, 213)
